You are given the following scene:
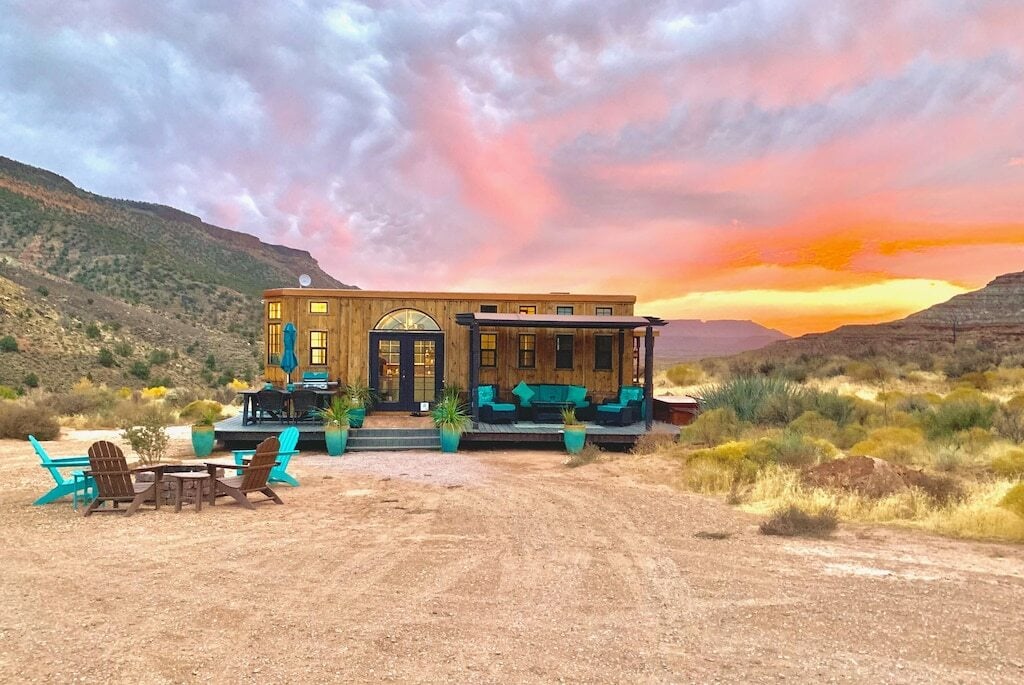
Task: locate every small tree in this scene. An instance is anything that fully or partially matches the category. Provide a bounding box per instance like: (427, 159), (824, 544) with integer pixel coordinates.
(120, 411), (169, 465)
(22, 372), (39, 389)
(0, 335), (18, 353)
(129, 361), (151, 380)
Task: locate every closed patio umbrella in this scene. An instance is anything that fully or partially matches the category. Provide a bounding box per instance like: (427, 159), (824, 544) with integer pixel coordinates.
(281, 322), (299, 385)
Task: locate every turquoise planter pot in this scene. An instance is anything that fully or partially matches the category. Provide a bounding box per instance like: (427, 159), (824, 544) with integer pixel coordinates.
(349, 407), (366, 429)
(439, 428), (461, 453)
(191, 426), (215, 457)
(563, 427), (586, 455)
(325, 427), (348, 457)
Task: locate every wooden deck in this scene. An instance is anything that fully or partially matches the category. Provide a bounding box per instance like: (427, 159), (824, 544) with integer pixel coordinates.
(215, 414), (678, 449)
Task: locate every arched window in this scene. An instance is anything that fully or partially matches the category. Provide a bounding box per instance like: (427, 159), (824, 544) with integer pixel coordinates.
(374, 309), (441, 331)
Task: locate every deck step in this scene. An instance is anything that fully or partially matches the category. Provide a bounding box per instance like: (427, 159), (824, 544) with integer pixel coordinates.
(346, 427), (440, 451)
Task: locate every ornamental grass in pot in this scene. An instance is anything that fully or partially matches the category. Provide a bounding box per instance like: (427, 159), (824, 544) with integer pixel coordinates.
(561, 407), (586, 455)
(432, 386), (470, 453)
(190, 409), (219, 458)
(315, 397), (351, 457)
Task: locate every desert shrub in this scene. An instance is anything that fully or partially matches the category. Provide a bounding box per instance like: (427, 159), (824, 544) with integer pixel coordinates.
(686, 441), (764, 487)
(147, 349), (171, 365)
(845, 360), (894, 384)
(0, 385), (19, 400)
(565, 443), (602, 468)
(630, 432), (678, 455)
(22, 373), (39, 388)
(0, 335), (18, 352)
(679, 408), (742, 446)
(682, 458), (738, 493)
(699, 375), (802, 424)
(990, 449), (1024, 479)
(97, 348), (116, 367)
(179, 399), (224, 421)
(0, 403), (60, 440)
(995, 399), (1024, 444)
(788, 411), (839, 441)
(227, 378), (249, 391)
(128, 361), (150, 380)
(759, 506), (838, 537)
(120, 409), (169, 465)
(849, 427), (926, 464)
(945, 348), (998, 379)
(932, 447), (962, 473)
(748, 432), (838, 468)
(923, 397), (996, 440)
(834, 423), (868, 450)
(1002, 483), (1024, 518)
(665, 363), (704, 387)
(952, 427), (994, 455)
(802, 390), (858, 426)
(756, 390), (806, 426)
(84, 323), (101, 339)
(114, 341), (133, 357)
(49, 382), (117, 416)
(140, 386), (168, 400)
(914, 473), (966, 506)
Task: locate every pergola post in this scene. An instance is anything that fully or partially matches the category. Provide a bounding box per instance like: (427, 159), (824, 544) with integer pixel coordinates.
(469, 322), (480, 428)
(617, 328), (625, 389)
(644, 324), (654, 431)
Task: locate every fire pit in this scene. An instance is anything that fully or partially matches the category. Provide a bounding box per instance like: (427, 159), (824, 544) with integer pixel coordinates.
(136, 464), (225, 506)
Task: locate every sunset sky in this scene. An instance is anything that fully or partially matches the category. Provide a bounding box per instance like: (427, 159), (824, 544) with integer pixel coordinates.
(2, 1), (1023, 335)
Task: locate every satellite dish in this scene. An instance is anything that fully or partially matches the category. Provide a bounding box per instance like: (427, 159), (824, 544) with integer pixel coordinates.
(298, 274), (312, 288)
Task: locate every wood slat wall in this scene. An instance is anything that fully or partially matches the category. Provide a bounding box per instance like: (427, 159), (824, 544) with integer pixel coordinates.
(263, 291), (637, 399)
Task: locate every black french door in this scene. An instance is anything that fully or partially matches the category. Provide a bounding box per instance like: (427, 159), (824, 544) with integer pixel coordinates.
(369, 332), (444, 411)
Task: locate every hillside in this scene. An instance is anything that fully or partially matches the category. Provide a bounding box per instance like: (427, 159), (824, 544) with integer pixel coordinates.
(655, 319), (789, 365)
(0, 156), (354, 390)
(746, 270), (1024, 361)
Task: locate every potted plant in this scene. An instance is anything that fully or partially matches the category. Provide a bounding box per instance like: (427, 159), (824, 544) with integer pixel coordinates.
(561, 406), (586, 455)
(190, 409), (218, 457)
(315, 396), (351, 457)
(432, 387), (470, 453)
(345, 379), (375, 428)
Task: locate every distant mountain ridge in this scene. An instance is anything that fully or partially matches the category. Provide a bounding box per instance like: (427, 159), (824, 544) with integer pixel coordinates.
(656, 319), (789, 364)
(752, 269), (1024, 358)
(0, 155), (353, 389)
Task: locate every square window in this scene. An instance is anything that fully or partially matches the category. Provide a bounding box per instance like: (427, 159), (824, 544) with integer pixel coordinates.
(309, 331), (327, 365)
(595, 335), (613, 370)
(267, 302), (281, 320)
(480, 304), (498, 313)
(519, 305), (537, 315)
(518, 334), (536, 368)
(267, 323), (282, 365)
(595, 306), (613, 316)
(555, 334), (574, 369)
(556, 306), (574, 315)
(309, 301), (328, 314)
(480, 332), (496, 367)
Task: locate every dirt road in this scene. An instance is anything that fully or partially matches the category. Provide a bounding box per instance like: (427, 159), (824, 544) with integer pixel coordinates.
(2, 434), (1023, 683)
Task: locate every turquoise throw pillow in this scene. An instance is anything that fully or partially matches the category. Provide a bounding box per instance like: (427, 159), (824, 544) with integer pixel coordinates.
(620, 386), (643, 403)
(566, 385), (587, 404)
(477, 385), (494, 404)
(512, 381), (535, 406)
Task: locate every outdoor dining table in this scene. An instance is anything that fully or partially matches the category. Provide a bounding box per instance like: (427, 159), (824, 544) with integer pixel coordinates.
(237, 388), (335, 425)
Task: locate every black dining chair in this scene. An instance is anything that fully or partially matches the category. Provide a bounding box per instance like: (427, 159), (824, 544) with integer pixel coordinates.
(253, 389), (287, 423)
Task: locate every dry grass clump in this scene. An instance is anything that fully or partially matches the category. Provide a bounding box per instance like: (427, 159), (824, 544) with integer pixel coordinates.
(664, 363), (704, 387)
(759, 505), (838, 538)
(849, 426), (927, 464)
(565, 443), (603, 468)
(0, 402), (60, 440)
(990, 448), (1024, 478)
(179, 400), (224, 421)
(679, 408), (742, 446)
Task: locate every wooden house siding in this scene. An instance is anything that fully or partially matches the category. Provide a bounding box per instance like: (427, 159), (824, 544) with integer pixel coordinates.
(262, 290), (636, 399)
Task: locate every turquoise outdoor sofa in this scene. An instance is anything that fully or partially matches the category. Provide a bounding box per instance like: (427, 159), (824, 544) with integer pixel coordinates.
(511, 382), (593, 422)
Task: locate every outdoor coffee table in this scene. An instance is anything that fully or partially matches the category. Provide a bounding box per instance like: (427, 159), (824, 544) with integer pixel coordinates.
(165, 472), (212, 512)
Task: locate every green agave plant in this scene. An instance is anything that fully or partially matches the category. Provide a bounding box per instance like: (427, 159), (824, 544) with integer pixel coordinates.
(432, 393), (470, 434)
(315, 397), (352, 428)
(345, 379), (378, 408)
(561, 406), (583, 427)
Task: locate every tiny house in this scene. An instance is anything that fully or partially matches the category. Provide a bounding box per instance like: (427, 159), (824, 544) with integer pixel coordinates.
(261, 289), (663, 417)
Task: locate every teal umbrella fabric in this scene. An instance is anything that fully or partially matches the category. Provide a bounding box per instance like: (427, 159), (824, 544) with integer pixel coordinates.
(280, 322), (299, 383)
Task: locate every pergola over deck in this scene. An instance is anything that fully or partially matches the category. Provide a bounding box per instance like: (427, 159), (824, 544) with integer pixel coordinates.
(455, 313), (668, 430)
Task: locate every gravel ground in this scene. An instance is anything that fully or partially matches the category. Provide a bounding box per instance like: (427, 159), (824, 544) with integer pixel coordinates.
(2, 432), (1023, 683)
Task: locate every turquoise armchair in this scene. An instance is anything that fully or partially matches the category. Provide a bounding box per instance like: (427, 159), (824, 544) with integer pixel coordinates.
(233, 425), (300, 486)
(595, 386), (644, 426)
(30, 435), (95, 507)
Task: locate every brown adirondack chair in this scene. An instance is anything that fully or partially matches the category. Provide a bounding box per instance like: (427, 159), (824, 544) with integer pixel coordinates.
(213, 436), (283, 509)
(82, 441), (164, 517)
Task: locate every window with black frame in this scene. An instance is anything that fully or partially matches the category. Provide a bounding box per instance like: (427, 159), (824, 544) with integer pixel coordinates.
(555, 334), (574, 369)
(518, 334), (536, 368)
(267, 323), (282, 365)
(480, 332), (497, 367)
(309, 331), (327, 365)
(594, 334), (613, 370)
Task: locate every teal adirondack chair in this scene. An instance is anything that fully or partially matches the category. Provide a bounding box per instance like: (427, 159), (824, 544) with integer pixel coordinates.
(30, 435), (96, 507)
(232, 425), (300, 486)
